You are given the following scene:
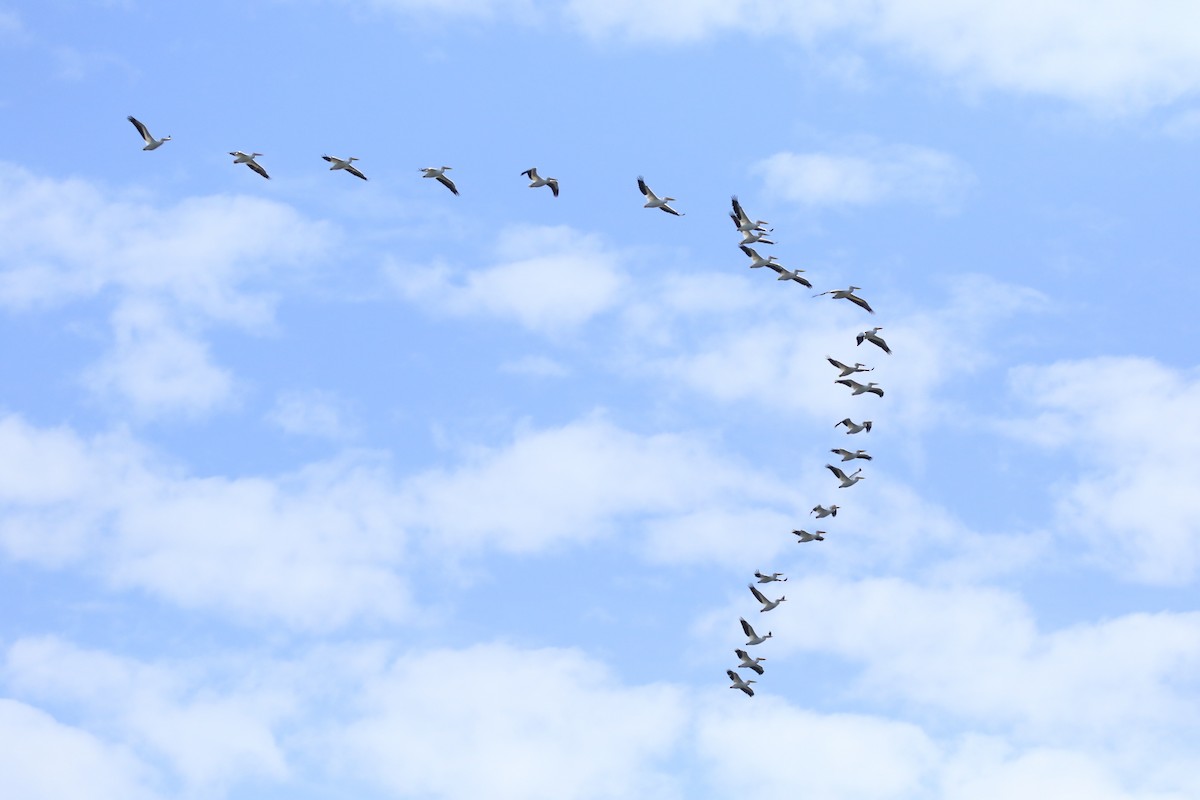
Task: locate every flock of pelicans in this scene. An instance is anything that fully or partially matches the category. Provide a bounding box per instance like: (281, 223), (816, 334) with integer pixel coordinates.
(127, 114), (892, 699)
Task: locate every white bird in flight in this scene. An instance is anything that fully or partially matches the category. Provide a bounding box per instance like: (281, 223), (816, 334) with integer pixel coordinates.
(736, 225), (775, 246)
(421, 166), (459, 195)
(827, 357), (873, 377)
(857, 327), (891, 354)
(815, 286), (874, 314)
(826, 464), (866, 488)
(734, 648), (766, 675)
(522, 167), (559, 197)
(767, 263), (812, 288)
(831, 448), (872, 462)
(638, 176), (683, 215)
(754, 571), (787, 583)
(740, 245), (780, 269)
(749, 584), (786, 612)
(230, 151), (269, 179)
(127, 116), (170, 150)
(322, 155), (368, 180)
(727, 669), (756, 697)
(835, 418), (873, 434)
(740, 617), (772, 646)
(836, 379), (885, 397)
(793, 529), (826, 542)
(730, 196), (770, 233)
(811, 504), (839, 518)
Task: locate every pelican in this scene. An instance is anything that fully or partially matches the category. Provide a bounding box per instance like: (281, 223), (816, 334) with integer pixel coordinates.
(811, 504), (839, 518)
(731, 196), (770, 232)
(637, 176), (683, 216)
(740, 245), (780, 269)
(727, 669), (756, 697)
(768, 263), (813, 288)
(521, 167), (559, 197)
(836, 379), (884, 397)
(754, 571), (787, 583)
(229, 151), (269, 179)
(740, 617), (772, 646)
(322, 155), (368, 180)
(736, 225), (775, 246)
(826, 464), (865, 487)
(835, 418), (872, 434)
(793, 529), (826, 542)
(749, 584), (785, 612)
(421, 166), (459, 195)
(831, 448), (873, 462)
(857, 327), (891, 354)
(735, 648), (766, 675)
(815, 286), (874, 314)
(127, 116), (170, 150)
(826, 357), (873, 377)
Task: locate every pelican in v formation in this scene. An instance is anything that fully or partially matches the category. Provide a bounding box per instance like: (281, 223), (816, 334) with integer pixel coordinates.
(827, 357), (874, 377)
(815, 286), (875, 314)
(734, 649), (766, 675)
(322, 155), (368, 180)
(836, 418), (873, 434)
(836, 378), (884, 397)
(421, 166), (459, 195)
(740, 618), (772, 645)
(826, 464), (866, 488)
(857, 327), (891, 354)
(522, 167), (559, 197)
(728, 669), (756, 696)
(811, 504), (839, 518)
(638, 176), (683, 215)
(749, 584), (786, 612)
(831, 448), (872, 462)
(754, 571), (787, 583)
(127, 116), (170, 150)
(230, 151), (269, 179)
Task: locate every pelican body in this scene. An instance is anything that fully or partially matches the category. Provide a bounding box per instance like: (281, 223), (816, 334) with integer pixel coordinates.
(127, 116), (170, 150)
(522, 167), (559, 197)
(323, 155), (368, 180)
(230, 151), (269, 179)
(638, 176), (683, 215)
(422, 166), (459, 195)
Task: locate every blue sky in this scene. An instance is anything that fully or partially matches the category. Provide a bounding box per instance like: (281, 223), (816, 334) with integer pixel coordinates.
(2, 1), (1199, 798)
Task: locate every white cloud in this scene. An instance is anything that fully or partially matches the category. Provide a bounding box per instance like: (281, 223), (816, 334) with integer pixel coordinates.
(267, 389), (356, 439)
(754, 144), (973, 209)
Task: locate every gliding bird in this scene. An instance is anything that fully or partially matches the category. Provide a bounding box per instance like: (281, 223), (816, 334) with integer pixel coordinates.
(638, 176), (683, 215)
(826, 464), (865, 488)
(811, 504), (839, 518)
(737, 226), (775, 246)
(521, 167), (559, 197)
(322, 155), (368, 180)
(768, 263), (812, 288)
(826, 357), (874, 377)
(421, 166), (459, 195)
(793, 529), (826, 542)
(749, 584), (786, 612)
(740, 245), (780, 269)
(730, 196), (770, 232)
(836, 379), (885, 397)
(740, 617), (772, 646)
(754, 571), (787, 583)
(727, 669), (756, 697)
(230, 151), (269, 179)
(835, 418), (873, 434)
(815, 286), (874, 314)
(831, 448), (873, 462)
(734, 648), (766, 675)
(127, 116), (170, 150)
(857, 327), (891, 354)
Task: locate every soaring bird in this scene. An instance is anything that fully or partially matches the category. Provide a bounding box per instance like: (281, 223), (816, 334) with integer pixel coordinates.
(730, 196), (770, 232)
(754, 571), (787, 583)
(826, 357), (873, 377)
(735, 648), (766, 675)
(127, 116), (171, 150)
(826, 464), (865, 488)
(831, 448), (872, 462)
(322, 155), (368, 180)
(836, 379), (884, 397)
(727, 669), (756, 697)
(740, 617), (772, 646)
(815, 286), (874, 314)
(767, 263), (812, 288)
(749, 584), (786, 612)
(740, 245), (780, 269)
(521, 167), (559, 197)
(793, 529), (826, 542)
(638, 176), (683, 215)
(857, 327), (891, 354)
(811, 504), (839, 518)
(230, 151), (269, 179)
(736, 225), (775, 246)
(421, 166), (459, 195)
(835, 418), (873, 434)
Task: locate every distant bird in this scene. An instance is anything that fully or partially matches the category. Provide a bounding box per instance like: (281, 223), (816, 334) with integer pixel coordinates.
(811, 504), (839, 518)
(521, 167), (559, 197)
(736, 225), (775, 246)
(826, 357), (873, 377)
(831, 448), (873, 462)
(730, 196), (771, 232)
(322, 155), (368, 180)
(857, 327), (891, 354)
(740, 245), (780, 269)
(754, 571), (787, 583)
(740, 617), (772, 646)
(749, 583), (786, 612)
(727, 669), (756, 697)
(767, 263), (813, 288)
(835, 418), (873, 434)
(836, 379), (885, 397)
(815, 286), (874, 314)
(230, 151), (269, 179)
(793, 529), (826, 542)
(734, 648), (766, 675)
(826, 464), (865, 488)
(421, 166), (459, 195)
(638, 176), (683, 215)
(127, 116), (170, 150)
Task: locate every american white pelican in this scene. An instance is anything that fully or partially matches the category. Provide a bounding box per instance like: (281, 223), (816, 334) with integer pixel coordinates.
(127, 116), (170, 150)
(767, 263), (813, 288)
(736, 225), (775, 246)
(740, 617), (772, 646)
(754, 571), (787, 583)
(793, 529), (826, 542)
(230, 151), (270, 179)
(826, 357), (873, 377)
(826, 464), (865, 487)
(836, 379), (884, 397)
(735, 648), (766, 675)
(815, 286), (874, 314)
(322, 155), (368, 180)
(749, 584), (785, 612)
(521, 167), (559, 197)
(835, 418), (872, 434)
(727, 669), (756, 697)
(637, 176), (683, 216)
(831, 448), (872, 462)
(740, 245), (780, 269)
(730, 196), (770, 233)
(857, 327), (891, 354)
(421, 166), (459, 195)
(811, 504), (839, 518)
